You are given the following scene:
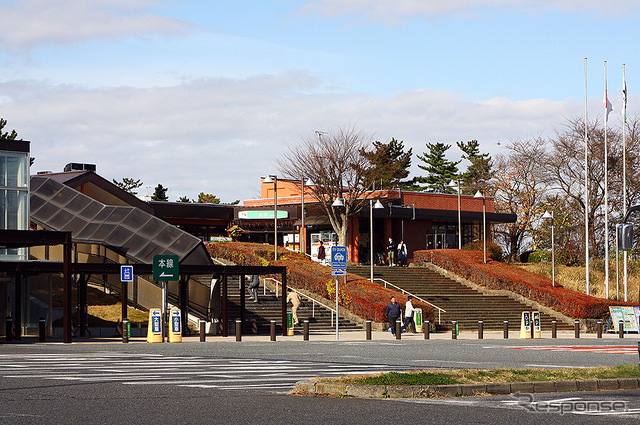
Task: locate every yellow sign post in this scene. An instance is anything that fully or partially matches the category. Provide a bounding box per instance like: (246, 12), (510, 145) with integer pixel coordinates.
(147, 309), (163, 343)
(168, 308), (182, 343)
(415, 308), (423, 333)
(519, 311), (532, 339)
(532, 311), (541, 339)
(286, 310), (294, 336)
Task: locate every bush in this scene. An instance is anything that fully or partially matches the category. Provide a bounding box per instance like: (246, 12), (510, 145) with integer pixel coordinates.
(527, 250), (551, 263)
(462, 241), (503, 261)
(556, 242), (583, 266)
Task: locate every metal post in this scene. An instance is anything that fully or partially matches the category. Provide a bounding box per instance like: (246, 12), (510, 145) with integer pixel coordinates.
(424, 320), (430, 340)
(574, 320), (580, 338)
(597, 321), (602, 339)
(122, 318), (129, 343)
(551, 320), (557, 338)
(478, 320), (484, 339)
(365, 319), (372, 340)
(200, 320), (206, 342)
(452, 321), (457, 339)
(236, 319), (242, 342)
(503, 320), (509, 339)
(5, 317), (12, 342)
(395, 320), (401, 340)
(39, 318), (46, 342)
(270, 320), (276, 342)
(303, 320), (309, 341)
(619, 320), (625, 339)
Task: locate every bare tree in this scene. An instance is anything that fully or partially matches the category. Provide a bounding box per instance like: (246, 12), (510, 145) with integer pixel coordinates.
(278, 126), (375, 247)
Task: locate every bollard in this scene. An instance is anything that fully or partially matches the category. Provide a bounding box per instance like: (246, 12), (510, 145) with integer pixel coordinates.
(619, 320), (625, 339)
(122, 318), (129, 343)
(574, 320), (580, 339)
(39, 318), (46, 342)
(596, 321), (602, 339)
(551, 320), (557, 338)
(637, 341), (640, 375)
(270, 320), (276, 342)
(365, 320), (372, 341)
(5, 317), (12, 342)
(424, 320), (430, 340)
(200, 320), (206, 342)
(478, 320), (484, 340)
(395, 320), (402, 340)
(236, 319), (242, 342)
(503, 321), (509, 339)
(303, 320), (309, 341)
(451, 321), (457, 340)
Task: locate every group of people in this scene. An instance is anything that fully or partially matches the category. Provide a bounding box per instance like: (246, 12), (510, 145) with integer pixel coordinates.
(384, 295), (416, 335)
(386, 238), (407, 267)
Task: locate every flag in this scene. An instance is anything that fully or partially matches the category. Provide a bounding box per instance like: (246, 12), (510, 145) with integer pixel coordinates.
(623, 69), (628, 124)
(604, 89), (614, 122)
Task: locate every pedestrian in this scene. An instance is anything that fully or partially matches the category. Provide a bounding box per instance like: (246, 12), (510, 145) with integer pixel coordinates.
(286, 289), (302, 325)
(384, 296), (401, 335)
(317, 241), (326, 264)
(402, 296), (416, 333)
(386, 237), (396, 266)
(248, 275), (260, 302)
(397, 240), (407, 266)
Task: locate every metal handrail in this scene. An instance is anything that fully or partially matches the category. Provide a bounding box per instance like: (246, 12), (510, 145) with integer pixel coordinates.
(264, 277), (338, 327)
(374, 278), (446, 324)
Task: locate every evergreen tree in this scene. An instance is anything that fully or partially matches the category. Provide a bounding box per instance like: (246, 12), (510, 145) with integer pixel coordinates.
(151, 184), (169, 202)
(196, 193), (221, 204)
(112, 177), (143, 195)
(414, 142), (460, 192)
(457, 140), (493, 194)
(177, 196), (191, 203)
(360, 138), (412, 190)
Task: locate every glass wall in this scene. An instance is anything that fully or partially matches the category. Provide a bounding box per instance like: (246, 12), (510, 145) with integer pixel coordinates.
(0, 150), (29, 259)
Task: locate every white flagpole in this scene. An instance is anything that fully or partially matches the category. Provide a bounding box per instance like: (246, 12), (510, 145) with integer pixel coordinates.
(623, 63), (628, 301)
(584, 58), (590, 296)
(604, 60), (610, 299)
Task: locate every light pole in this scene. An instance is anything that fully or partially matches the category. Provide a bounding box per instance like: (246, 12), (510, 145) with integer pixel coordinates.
(448, 179), (462, 249)
(263, 175), (278, 260)
(474, 190), (487, 263)
(300, 177), (313, 255)
(542, 211), (555, 287)
(369, 198), (384, 283)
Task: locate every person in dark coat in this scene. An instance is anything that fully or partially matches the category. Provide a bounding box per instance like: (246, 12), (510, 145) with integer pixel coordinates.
(384, 296), (401, 335)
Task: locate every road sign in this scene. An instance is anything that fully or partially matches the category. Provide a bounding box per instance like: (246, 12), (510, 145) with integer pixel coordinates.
(331, 246), (347, 269)
(153, 255), (179, 281)
(331, 269), (346, 276)
(120, 265), (133, 282)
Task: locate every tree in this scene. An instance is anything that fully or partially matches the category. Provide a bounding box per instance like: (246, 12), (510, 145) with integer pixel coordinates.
(457, 140), (493, 194)
(414, 142), (460, 192)
(177, 196), (191, 203)
(277, 126), (374, 247)
(196, 193), (221, 204)
(360, 138), (412, 190)
(151, 184), (169, 202)
(112, 177), (143, 195)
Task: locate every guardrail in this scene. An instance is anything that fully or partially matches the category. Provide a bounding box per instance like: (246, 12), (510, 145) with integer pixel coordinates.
(263, 277), (337, 327)
(374, 278), (446, 324)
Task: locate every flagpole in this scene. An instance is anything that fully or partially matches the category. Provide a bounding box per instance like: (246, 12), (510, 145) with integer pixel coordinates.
(623, 63), (628, 302)
(584, 57), (590, 296)
(604, 60), (610, 299)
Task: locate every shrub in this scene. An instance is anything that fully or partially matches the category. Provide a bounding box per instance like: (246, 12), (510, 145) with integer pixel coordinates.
(556, 242), (583, 266)
(462, 241), (503, 261)
(527, 250), (551, 263)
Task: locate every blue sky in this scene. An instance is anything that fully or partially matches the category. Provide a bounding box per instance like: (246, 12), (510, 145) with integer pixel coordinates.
(1, 0), (639, 202)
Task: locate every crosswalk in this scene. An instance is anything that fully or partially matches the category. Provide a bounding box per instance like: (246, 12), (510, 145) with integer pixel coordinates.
(499, 345), (638, 355)
(0, 353), (405, 392)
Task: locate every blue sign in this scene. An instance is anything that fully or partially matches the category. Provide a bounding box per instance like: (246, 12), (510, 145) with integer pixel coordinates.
(331, 246), (347, 269)
(331, 269), (347, 276)
(120, 265), (133, 282)
(151, 310), (161, 333)
(171, 310), (181, 333)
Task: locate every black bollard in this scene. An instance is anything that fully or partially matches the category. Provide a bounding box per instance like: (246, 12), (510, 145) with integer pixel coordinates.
(552, 320), (557, 338)
(122, 318), (129, 343)
(619, 320), (625, 339)
(478, 320), (484, 340)
(503, 320), (509, 339)
(395, 320), (402, 340)
(574, 320), (580, 338)
(424, 320), (430, 340)
(270, 320), (276, 342)
(365, 320), (372, 341)
(200, 320), (206, 342)
(303, 320), (309, 341)
(39, 318), (46, 342)
(597, 321), (602, 339)
(5, 317), (12, 342)
(452, 321), (457, 340)
(236, 319), (242, 342)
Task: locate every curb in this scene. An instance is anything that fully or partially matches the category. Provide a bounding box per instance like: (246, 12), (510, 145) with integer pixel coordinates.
(292, 377), (640, 399)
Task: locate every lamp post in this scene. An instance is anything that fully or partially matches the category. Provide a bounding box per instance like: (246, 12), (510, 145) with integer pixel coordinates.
(263, 175), (278, 260)
(448, 179), (462, 249)
(300, 177), (313, 255)
(369, 198), (384, 283)
(474, 190), (487, 263)
(542, 210), (555, 287)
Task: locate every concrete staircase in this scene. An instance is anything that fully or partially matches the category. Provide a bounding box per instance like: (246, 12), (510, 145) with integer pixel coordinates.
(348, 265), (574, 332)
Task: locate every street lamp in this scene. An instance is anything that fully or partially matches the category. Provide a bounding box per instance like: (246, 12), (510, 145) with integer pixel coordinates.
(300, 177), (313, 255)
(542, 210), (555, 287)
(369, 198), (384, 283)
(263, 175), (278, 260)
(473, 190), (487, 263)
(448, 179), (462, 249)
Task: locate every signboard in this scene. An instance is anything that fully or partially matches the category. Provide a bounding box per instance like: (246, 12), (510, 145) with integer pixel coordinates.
(331, 269), (346, 276)
(331, 246), (347, 269)
(532, 311), (541, 339)
(238, 210), (289, 219)
(609, 306), (640, 332)
(147, 309), (163, 343)
(153, 255), (179, 281)
(168, 308), (182, 343)
(520, 311), (531, 339)
(120, 265), (133, 282)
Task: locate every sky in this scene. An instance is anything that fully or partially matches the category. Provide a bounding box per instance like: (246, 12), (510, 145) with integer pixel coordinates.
(1, 0), (639, 203)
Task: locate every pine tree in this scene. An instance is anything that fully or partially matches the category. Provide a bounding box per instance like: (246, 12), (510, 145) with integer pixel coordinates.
(457, 140), (493, 194)
(414, 142), (460, 192)
(360, 138), (412, 190)
(151, 184), (169, 202)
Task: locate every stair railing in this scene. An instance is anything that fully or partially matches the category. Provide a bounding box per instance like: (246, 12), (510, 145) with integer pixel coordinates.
(374, 278), (446, 323)
(263, 277), (337, 327)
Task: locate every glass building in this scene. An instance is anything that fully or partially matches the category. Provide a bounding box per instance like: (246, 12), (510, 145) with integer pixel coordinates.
(0, 140), (29, 259)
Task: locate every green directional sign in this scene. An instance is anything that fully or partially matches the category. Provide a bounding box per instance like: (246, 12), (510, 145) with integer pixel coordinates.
(153, 254), (179, 281)
(238, 210), (288, 219)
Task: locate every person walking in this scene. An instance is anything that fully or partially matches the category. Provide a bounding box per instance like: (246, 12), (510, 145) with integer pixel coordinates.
(402, 296), (416, 333)
(397, 240), (407, 266)
(286, 289), (302, 325)
(317, 241), (326, 264)
(384, 296), (401, 335)
(386, 237), (396, 266)
(248, 275), (260, 303)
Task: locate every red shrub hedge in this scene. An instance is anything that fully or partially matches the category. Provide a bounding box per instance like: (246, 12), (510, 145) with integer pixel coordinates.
(413, 249), (636, 319)
(207, 242), (434, 323)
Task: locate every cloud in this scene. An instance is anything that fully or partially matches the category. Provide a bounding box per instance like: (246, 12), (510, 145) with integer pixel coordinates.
(0, 0), (193, 51)
(298, 0), (640, 24)
(1, 73), (584, 203)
